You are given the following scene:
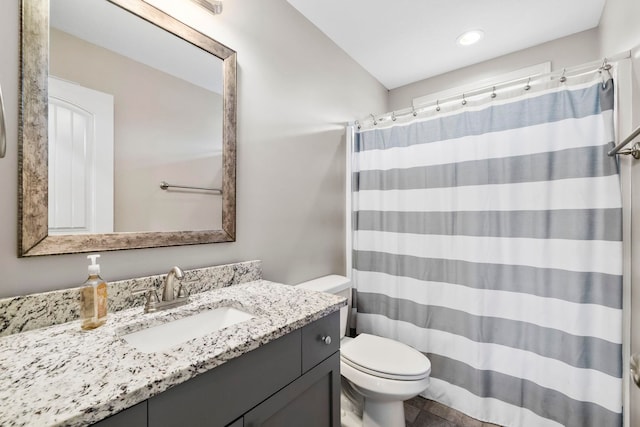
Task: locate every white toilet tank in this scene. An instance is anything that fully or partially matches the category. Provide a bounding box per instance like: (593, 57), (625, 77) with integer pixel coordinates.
(296, 275), (351, 339)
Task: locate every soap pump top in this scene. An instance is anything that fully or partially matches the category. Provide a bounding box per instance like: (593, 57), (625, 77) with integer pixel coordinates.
(87, 254), (101, 276)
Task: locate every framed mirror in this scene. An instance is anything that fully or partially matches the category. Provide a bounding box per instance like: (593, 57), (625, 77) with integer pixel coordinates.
(19, 0), (237, 256)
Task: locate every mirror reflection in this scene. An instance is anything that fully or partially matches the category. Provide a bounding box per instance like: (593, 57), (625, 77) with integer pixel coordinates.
(49, 0), (224, 234)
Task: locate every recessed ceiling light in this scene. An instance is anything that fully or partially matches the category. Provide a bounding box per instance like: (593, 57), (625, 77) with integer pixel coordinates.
(456, 30), (484, 46)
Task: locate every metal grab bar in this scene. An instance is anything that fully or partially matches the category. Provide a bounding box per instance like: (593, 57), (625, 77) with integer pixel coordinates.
(159, 181), (222, 194)
(608, 124), (640, 158)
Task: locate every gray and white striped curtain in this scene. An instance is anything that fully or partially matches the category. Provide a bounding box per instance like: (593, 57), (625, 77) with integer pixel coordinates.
(352, 77), (623, 427)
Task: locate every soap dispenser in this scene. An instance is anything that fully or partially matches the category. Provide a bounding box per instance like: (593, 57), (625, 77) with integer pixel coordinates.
(80, 254), (107, 330)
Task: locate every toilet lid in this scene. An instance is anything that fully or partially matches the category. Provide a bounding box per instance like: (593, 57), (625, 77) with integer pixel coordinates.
(341, 333), (431, 381)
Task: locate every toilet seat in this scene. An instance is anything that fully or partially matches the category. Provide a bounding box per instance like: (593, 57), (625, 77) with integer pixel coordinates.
(341, 333), (431, 381)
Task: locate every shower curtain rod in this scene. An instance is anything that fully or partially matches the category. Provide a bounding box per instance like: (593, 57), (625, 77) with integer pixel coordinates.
(608, 125), (640, 158)
(355, 50), (631, 130)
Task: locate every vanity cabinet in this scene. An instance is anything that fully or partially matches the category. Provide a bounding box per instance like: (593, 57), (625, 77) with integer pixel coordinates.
(92, 311), (340, 427)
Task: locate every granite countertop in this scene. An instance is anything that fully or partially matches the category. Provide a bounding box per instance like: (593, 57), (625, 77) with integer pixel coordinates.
(0, 280), (346, 427)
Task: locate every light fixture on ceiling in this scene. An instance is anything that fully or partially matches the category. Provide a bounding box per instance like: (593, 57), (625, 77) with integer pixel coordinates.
(456, 29), (484, 46)
(192, 0), (223, 15)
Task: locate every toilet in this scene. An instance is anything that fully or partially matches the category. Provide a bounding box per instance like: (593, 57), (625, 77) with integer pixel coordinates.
(297, 275), (431, 427)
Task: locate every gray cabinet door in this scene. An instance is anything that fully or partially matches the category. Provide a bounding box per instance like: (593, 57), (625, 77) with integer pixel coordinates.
(91, 401), (147, 427)
(148, 330), (301, 427)
(226, 418), (243, 427)
(244, 352), (340, 427)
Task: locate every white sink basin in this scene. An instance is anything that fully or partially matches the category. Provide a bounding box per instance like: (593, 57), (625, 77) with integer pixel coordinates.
(122, 306), (255, 353)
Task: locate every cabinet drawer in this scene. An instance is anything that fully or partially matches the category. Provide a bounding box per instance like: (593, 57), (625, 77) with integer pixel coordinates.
(301, 311), (340, 373)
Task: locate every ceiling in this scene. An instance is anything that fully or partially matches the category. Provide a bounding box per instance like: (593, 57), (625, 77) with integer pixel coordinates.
(286, 0), (608, 90)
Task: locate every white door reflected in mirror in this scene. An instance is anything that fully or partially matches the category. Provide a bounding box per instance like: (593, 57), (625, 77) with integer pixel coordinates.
(48, 77), (114, 235)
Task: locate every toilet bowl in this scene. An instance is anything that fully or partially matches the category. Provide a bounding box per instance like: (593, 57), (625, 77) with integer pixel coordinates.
(296, 275), (431, 427)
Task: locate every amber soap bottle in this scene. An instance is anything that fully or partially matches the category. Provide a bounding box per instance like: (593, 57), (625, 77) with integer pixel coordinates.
(80, 254), (107, 330)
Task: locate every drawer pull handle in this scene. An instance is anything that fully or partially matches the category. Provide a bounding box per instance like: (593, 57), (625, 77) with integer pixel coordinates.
(321, 335), (332, 345)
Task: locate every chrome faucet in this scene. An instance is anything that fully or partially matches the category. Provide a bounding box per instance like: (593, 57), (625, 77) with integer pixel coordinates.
(133, 266), (190, 313)
(162, 266), (184, 302)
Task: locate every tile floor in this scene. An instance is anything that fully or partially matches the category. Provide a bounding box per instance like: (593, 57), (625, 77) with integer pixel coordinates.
(404, 396), (502, 427)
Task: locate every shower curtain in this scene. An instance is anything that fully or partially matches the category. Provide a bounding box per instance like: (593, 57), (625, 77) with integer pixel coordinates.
(352, 77), (623, 427)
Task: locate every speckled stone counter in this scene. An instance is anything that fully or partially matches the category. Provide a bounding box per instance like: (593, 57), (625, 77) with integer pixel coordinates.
(0, 280), (346, 427)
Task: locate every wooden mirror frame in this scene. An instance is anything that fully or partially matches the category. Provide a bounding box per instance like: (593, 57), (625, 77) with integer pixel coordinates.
(19, 0), (237, 257)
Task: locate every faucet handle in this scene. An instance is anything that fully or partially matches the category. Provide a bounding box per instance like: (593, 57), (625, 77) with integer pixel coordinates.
(177, 284), (189, 299)
(132, 287), (160, 312)
(177, 278), (198, 299)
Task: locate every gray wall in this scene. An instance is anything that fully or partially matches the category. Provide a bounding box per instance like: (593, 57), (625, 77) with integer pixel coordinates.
(0, 0), (388, 298)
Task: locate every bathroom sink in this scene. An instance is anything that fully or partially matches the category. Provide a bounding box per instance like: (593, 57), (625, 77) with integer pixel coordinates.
(122, 306), (255, 353)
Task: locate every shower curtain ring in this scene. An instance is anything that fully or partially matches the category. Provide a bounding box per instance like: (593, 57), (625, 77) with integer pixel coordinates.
(370, 113), (378, 126)
(391, 111), (397, 122)
(461, 94), (467, 106)
(491, 86), (497, 99)
(600, 59), (613, 87)
(412, 106), (417, 117)
(599, 66), (610, 89)
(524, 78), (531, 91)
(435, 100), (440, 112)
(355, 120), (361, 130)
(560, 69), (567, 83)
